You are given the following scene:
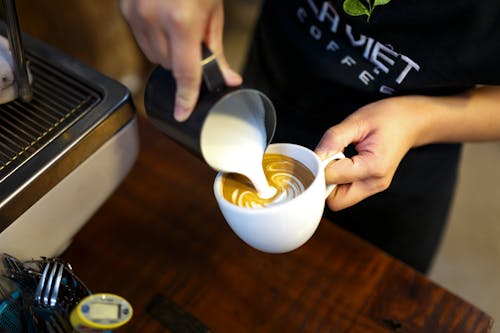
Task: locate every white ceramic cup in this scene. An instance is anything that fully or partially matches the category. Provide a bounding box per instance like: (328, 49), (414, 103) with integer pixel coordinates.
(213, 143), (345, 253)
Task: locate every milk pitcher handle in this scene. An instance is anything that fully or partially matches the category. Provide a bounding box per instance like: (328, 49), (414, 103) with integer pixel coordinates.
(201, 44), (225, 93)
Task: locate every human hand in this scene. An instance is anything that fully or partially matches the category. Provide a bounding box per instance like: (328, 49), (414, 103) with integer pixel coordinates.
(315, 96), (431, 211)
(120, 0), (242, 121)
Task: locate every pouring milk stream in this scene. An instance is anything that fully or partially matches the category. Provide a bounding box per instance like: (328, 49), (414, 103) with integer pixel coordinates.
(200, 92), (276, 199)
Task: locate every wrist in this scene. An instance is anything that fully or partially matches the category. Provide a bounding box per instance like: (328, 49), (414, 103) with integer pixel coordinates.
(401, 94), (469, 147)
(409, 95), (452, 147)
(382, 95), (442, 148)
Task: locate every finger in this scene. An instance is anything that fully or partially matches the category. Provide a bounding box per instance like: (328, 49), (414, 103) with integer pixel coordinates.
(204, 3), (242, 87)
(216, 55), (243, 86)
(326, 178), (381, 211)
(168, 27), (203, 122)
(119, 0), (132, 18)
(120, 0), (171, 68)
(131, 24), (169, 66)
(324, 154), (373, 184)
(130, 28), (158, 64)
(146, 27), (171, 68)
(315, 116), (364, 159)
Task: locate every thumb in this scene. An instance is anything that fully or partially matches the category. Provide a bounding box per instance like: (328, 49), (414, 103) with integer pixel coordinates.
(315, 117), (363, 159)
(204, 5), (242, 87)
(217, 56), (243, 87)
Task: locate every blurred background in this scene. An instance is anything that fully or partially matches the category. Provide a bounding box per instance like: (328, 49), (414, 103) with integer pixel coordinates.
(13, 0), (500, 330)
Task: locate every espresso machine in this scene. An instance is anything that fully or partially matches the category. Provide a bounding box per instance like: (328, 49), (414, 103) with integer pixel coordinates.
(0, 0), (139, 260)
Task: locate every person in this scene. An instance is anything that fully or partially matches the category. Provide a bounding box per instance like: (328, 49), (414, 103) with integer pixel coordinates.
(120, 0), (500, 273)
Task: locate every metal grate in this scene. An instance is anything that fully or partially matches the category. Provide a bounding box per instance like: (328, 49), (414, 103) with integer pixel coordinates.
(0, 52), (101, 181)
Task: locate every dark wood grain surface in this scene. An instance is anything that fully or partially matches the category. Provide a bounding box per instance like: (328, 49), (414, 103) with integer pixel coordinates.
(61, 115), (494, 333)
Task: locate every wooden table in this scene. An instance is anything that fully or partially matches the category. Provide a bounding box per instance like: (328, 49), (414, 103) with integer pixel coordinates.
(62, 115), (494, 332)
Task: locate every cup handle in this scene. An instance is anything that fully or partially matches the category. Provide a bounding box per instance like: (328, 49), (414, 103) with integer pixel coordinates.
(201, 44), (225, 93)
(321, 152), (346, 199)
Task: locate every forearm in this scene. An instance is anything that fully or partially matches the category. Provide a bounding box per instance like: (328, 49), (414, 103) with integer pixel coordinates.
(319, 85), (500, 210)
(415, 85), (500, 146)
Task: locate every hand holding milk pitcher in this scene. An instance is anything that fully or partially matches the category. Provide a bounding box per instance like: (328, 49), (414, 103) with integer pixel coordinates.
(145, 45), (344, 253)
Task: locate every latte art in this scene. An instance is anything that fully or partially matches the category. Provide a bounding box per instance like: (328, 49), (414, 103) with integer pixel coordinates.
(221, 153), (315, 208)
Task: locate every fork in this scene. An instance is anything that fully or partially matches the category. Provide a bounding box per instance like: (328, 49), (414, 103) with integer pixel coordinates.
(33, 261), (73, 332)
(34, 261), (64, 308)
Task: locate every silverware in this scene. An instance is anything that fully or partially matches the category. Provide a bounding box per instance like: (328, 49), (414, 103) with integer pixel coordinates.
(2, 254), (90, 331)
(34, 261), (64, 308)
(33, 260), (73, 332)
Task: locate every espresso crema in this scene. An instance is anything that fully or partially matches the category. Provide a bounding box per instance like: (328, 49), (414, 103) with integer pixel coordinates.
(221, 153), (315, 208)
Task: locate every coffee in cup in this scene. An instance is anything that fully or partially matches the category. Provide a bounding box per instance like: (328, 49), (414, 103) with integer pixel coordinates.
(221, 153), (315, 208)
(214, 143), (345, 253)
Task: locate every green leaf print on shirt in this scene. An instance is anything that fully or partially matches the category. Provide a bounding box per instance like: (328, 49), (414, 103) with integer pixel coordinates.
(343, 0), (392, 21)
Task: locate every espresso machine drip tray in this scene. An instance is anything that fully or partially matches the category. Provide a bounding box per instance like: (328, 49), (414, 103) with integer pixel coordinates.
(0, 53), (100, 181)
(0, 26), (139, 259)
